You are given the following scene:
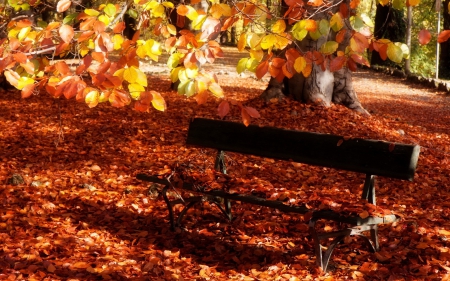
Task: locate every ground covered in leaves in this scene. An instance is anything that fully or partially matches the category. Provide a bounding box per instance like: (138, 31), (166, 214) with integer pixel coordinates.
(1, 52), (450, 280)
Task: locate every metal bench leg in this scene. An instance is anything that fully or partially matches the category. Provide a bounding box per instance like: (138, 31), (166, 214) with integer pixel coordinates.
(309, 217), (346, 272)
(370, 226), (379, 251)
(161, 184), (176, 231)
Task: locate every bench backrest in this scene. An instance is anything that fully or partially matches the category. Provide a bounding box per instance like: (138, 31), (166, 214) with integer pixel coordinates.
(186, 118), (420, 181)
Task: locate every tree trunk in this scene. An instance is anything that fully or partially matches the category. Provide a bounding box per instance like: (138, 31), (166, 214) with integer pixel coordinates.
(439, 0), (450, 79)
(261, 0), (368, 115)
(371, 4), (406, 67)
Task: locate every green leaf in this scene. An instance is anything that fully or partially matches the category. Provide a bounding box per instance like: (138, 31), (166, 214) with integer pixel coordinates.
(237, 58), (248, 74)
(292, 28), (308, 41)
(392, 0), (404, 9)
(319, 19), (329, 36)
(396, 42), (410, 59)
(320, 41), (339, 55)
(246, 58), (259, 72)
(185, 80), (196, 97)
(167, 53), (183, 69)
(127, 9), (138, 19)
(350, 15), (365, 30)
(104, 3), (117, 17)
(63, 13), (78, 25)
(387, 43), (403, 63)
(309, 29), (322, 40)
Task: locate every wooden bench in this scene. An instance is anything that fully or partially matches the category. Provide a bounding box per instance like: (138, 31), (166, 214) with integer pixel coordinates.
(137, 118), (420, 271)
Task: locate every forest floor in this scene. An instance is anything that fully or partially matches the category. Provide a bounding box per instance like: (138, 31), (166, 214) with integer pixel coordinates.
(1, 48), (450, 280)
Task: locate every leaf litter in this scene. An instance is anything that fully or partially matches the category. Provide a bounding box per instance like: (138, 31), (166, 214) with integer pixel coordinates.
(0, 63), (450, 280)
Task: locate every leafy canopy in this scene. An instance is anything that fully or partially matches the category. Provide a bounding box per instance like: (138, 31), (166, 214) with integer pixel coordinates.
(0, 0), (448, 122)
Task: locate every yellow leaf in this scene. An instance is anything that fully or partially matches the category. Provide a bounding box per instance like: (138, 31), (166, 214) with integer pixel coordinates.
(84, 9), (100, 16)
(17, 77), (35, 90)
(293, 56), (306, 73)
(439, 229), (450, 236)
(124, 67), (138, 84)
(18, 26), (31, 41)
(150, 91), (166, 111)
(162, 2), (174, 8)
(272, 20), (286, 34)
(112, 34), (124, 50)
(238, 33), (246, 52)
(247, 33), (261, 50)
(128, 83), (145, 99)
(85, 90), (99, 108)
(135, 68), (148, 87)
(98, 15), (110, 25)
(260, 34), (277, 50)
(167, 24), (177, 35)
(114, 68), (125, 79)
(208, 82), (223, 98)
(330, 12), (344, 32)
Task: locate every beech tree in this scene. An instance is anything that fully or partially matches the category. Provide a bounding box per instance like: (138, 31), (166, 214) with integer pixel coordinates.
(0, 0), (449, 123)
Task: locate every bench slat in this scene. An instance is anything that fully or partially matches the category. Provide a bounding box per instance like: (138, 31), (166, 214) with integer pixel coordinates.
(186, 118), (420, 181)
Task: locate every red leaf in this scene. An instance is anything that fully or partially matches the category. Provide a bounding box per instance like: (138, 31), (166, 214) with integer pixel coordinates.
(418, 29), (431, 45)
(244, 107), (260, 118)
(329, 56), (346, 72)
(113, 22), (125, 33)
(438, 30), (450, 43)
(255, 61), (269, 79)
(218, 100), (230, 119)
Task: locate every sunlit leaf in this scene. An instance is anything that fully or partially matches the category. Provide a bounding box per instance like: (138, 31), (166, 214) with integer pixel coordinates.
(209, 83), (224, 98)
(438, 30), (450, 43)
(104, 3), (117, 17)
(151, 91), (166, 111)
(85, 89), (99, 108)
(320, 41), (338, 55)
(272, 20), (286, 34)
(387, 43), (403, 63)
(57, 0), (71, 12)
(59, 25), (74, 43)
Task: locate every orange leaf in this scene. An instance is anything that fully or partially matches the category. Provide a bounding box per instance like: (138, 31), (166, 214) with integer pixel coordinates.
(134, 91), (152, 112)
(350, 0), (360, 9)
(307, 0), (323, 6)
(304, 19), (317, 32)
(109, 89), (131, 107)
(335, 29), (347, 44)
(21, 83), (36, 98)
(177, 5), (189, 16)
(255, 60), (269, 79)
(13, 53), (27, 63)
(20, 61), (35, 74)
(194, 91), (208, 105)
(241, 108), (251, 126)
(59, 25), (74, 43)
(55, 61), (71, 75)
(218, 100), (230, 119)
(92, 52), (105, 63)
(113, 21), (125, 33)
(329, 56), (346, 72)
(78, 31), (95, 42)
(438, 30), (450, 43)
(57, 0), (71, 12)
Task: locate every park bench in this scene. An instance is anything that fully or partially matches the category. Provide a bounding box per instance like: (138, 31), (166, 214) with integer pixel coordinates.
(137, 118), (420, 271)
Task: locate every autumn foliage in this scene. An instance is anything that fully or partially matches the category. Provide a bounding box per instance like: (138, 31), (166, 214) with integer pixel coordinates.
(1, 0), (449, 121)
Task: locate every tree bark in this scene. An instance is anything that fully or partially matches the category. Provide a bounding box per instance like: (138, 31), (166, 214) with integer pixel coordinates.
(439, 0), (450, 79)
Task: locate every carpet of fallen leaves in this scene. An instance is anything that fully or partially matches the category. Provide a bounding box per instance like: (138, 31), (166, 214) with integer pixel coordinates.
(2, 51), (450, 280)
